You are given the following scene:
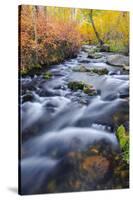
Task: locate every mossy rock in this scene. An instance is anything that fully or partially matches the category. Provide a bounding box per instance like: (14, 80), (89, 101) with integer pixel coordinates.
(21, 68), (28, 76)
(91, 68), (108, 75)
(43, 71), (53, 80)
(88, 53), (103, 59)
(68, 81), (84, 91)
(72, 66), (108, 75)
(81, 155), (110, 181)
(73, 65), (87, 72)
(99, 44), (110, 52)
(32, 63), (41, 69)
(83, 84), (97, 96)
(116, 125), (129, 164)
(68, 81), (97, 96)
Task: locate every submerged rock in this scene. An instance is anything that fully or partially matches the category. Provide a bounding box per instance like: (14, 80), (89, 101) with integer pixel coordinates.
(107, 54), (129, 67)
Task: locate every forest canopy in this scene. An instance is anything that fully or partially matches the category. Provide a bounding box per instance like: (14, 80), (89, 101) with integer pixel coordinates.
(19, 5), (129, 74)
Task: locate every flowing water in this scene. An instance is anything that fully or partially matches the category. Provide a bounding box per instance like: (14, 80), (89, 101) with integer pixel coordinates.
(20, 45), (129, 194)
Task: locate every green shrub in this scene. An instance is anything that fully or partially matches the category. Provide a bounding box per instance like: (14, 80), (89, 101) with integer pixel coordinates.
(116, 125), (129, 164)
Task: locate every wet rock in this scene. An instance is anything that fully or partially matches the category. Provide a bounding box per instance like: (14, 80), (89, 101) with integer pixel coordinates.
(47, 180), (56, 193)
(55, 150), (111, 192)
(107, 54), (129, 67)
(68, 81), (97, 96)
(78, 59), (91, 63)
(68, 81), (84, 91)
(72, 65), (87, 72)
(22, 92), (34, 103)
(81, 155), (110, 182)
(88, 53), (103, 59)
(99, 44), (110, 52)
(112, 108), (129, 131)
(90, 68), (108, 75)
(43, 71), (53, 80)
(123, 65), (129, 71)
(83, 84), (97, 96)
(73, 65), (108, 75)
(82, 45), (100, 54)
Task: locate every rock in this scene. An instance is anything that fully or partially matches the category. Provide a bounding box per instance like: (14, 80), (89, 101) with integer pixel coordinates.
(91, 68), (108, 75)
(88, 53), (103, 59)
(22, 92), (34, 103)
(82, 45), (100, 54)
(72, 65), (108, 75)
(68, 81), (97, 96)
(99, 44), (110, 52)
(43, 71), (53, 79)
(83, 84), (97, 96)
(60, 152), (110, 187)
(54, 142), (129, 191)
(81, 155), (110, 182)
(123, 65), (129, 71)
(78, 59), (91, 63)
(47, 180), (56, 192)
(73, 65), (87, 72)
(107, 54), (129, 67)
(68, 81), (84, 91)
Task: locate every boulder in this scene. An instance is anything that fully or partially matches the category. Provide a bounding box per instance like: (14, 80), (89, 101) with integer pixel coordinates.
(107, 54), (129, 67)
(68, 81), (84, 91)
(90, 68), (108, 75)
(99, 44), (110, 52)
(83, 84), (97, 96)
(22, 92), (34, 103)
(88, 53), (103, 59)
(81, 155), (110, 182)
(72, 65), (108, 75)
(68, 81), (97, 96)
(81, 45), (101, 54)
(43, 71), (53, 79)
(78, 58), (90, 63)
(123, 65), (129, 71)
(72, 65), (87, 72)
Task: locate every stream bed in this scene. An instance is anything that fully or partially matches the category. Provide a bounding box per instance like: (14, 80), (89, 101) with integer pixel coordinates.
(20, 45), (129, 195)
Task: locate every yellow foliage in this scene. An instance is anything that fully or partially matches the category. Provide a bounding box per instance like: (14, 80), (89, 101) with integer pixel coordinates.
(79, 10), (129, 51)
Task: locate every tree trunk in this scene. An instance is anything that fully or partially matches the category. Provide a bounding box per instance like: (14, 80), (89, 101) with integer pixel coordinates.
(89, 10), (104, 46)
(44, 6), (47, 21)
(32, 6), (38, 63)
(71, 8), (76, 21)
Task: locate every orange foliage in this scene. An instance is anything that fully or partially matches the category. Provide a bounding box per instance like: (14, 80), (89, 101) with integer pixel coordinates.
(19, 5), (82, 72)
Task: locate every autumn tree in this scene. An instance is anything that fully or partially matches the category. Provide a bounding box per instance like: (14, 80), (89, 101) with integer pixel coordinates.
(89, 9), (104, 46)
